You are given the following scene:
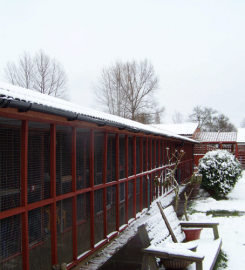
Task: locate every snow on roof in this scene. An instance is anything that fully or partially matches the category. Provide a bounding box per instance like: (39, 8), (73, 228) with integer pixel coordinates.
(150, 123), (199, 136)
(0, 81), (197, 143)
(194, 132), (237, 142)
(237, 128), (245, 143)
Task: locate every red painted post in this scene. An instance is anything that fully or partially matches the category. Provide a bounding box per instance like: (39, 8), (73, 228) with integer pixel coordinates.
(21, 120), (29, 270)
(235, 143), (238, 158)
(103, 132), (108, 238)
(89, 129), (95, 249)
(125, 135), (128, 223)
(72, 127), (77, 262)
(153, 139), (156, 199)
(149, 138), (152, 203)
(145, 138), (148, 207)
(140, 137), (143, 211)
(115, 133), (120, 231)
(158, 139), (161, 196)
(133, 136), (136, 218)
(50, 124), (58, 265)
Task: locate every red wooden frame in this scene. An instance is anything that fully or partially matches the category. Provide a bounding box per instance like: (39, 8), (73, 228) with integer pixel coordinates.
(0, 108), (195, 269)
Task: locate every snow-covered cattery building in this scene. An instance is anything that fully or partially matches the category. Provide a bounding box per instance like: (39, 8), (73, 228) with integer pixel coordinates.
(0, 82), (197, 270)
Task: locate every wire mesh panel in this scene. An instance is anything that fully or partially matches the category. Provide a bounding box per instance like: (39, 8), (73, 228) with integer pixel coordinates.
(94, 189), (104, 244)
(143, 138), (146, 172)
(57, 198), (73, 266)
(142, 176), (147, 209)
(76, 129), (90, 189)
(107, 135), (116, 183)
(128, 137), (134, 177)
(128, 180), (134, 221)
(119, 182), (125, 227)
(148, 139), (151, 170)
(119, 136), (125, 180)
(155, 139), (158, 168)
(77, 192), (91, 256)
(136, 178), (140, 214)
(106, 186), (116, 235)
(0, 214), (22, 269)
(152, 139), (155, 168)
(159, 140), (162, 167)
(56, 127), (72, 195)
(0, 119), (21, 212)
(28, 206), (51, 269)
(28, 122), (50, 204)
(94, 132), (104, 186)
(136, 138), (141, 174)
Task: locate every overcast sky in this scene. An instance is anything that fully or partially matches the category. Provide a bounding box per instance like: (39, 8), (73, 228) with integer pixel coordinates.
(1, 0), (245, 127)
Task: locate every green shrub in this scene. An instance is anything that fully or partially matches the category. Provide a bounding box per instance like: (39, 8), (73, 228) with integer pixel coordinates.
(199, 150), (242, 196)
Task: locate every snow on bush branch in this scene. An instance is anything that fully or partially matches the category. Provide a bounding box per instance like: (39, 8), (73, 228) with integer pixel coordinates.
(199, 150), (242, 196)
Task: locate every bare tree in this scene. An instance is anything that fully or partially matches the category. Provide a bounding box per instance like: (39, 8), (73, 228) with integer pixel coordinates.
(188, 106), (236, 131)
(172, 111), (183, 124)
(92, 59), (164, 124)
(4, 50), (69, 100)
(188, 106), (216, 130)
(241, 118), (245, 128)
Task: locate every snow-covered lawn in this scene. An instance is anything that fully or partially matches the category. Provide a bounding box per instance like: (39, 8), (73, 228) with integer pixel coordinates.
(188, 172), (245, 269)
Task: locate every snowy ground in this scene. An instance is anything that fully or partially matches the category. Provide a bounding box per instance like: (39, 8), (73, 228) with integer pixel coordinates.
(79, 173), (245, 269)
(188, 172), (245, 269)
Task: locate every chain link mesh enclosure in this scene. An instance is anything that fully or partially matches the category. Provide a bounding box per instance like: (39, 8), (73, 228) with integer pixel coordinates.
(0, 114), (195, 269)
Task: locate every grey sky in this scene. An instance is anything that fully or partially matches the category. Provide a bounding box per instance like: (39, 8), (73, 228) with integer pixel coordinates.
(1, 0), (245, 127)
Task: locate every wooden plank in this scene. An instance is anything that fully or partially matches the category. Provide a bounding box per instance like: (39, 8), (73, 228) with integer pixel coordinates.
(157, 202), (178, 243)
(141, 248), (204, 261)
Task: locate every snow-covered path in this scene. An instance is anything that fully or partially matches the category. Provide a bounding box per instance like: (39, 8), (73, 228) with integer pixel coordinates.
(190, 173), (245, 269)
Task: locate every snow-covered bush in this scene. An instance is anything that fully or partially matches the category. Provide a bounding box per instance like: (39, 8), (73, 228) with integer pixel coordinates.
(199, 150), (242, 196)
